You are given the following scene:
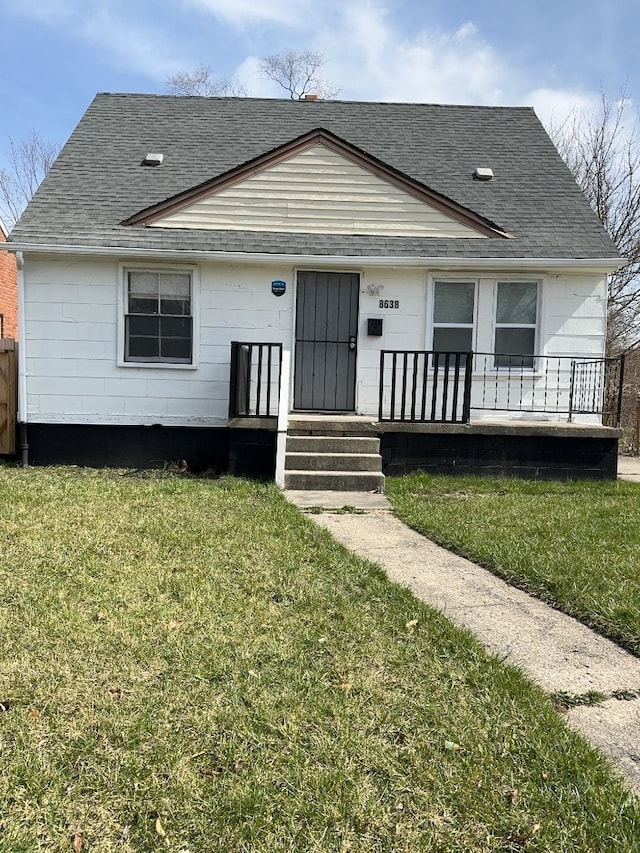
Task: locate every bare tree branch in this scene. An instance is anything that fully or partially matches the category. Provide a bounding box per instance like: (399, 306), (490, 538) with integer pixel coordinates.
(165, 51), (340, 103)
(0, 131), (60, 229)
(549, 91), (640, 352)
(165, 64), (247, 97)
(260, 50), (341, 100)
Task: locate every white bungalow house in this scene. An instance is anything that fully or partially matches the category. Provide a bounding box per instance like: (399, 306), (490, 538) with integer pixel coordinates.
(3, 94), (625, 485)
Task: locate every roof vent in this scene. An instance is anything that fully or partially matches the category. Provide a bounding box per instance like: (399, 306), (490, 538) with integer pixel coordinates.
(142, 152), (164, 166)
(474, 167), (494, 181)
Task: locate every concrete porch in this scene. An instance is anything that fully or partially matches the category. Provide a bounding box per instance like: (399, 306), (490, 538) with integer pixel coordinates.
(227, 343), (624, 487)
(228, 413), (623, 486)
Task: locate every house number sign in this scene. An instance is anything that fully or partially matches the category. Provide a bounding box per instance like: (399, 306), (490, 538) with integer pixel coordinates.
(379, 299), (400, 309)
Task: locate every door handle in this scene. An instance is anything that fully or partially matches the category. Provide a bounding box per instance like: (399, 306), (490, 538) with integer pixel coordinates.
(349, 336), (357, 351)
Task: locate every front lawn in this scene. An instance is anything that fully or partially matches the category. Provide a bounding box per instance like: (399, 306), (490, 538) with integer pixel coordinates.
(0, 467), (638, 851)
(386, 475), (640, 656)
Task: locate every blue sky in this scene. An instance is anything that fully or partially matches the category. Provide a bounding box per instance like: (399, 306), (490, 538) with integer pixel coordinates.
(1, 0), (638, 173)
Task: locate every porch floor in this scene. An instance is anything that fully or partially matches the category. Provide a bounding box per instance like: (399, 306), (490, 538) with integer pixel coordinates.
(285, 413), (622, 439)
(229, 412), (622, 439)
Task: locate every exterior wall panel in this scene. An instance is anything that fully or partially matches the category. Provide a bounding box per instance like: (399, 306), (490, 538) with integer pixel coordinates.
(22, 255), (608, 428)
(23, 256), (293, 426)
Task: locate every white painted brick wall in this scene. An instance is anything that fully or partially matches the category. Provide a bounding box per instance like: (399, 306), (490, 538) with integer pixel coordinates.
(22, 256), (607, 426)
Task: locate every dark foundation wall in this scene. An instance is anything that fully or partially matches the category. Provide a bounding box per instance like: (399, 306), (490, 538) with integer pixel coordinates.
(228, 429), (276, 479)
(381, 432), (619, 480)
(18, 422), (619, 481)
(25, 424), (231, 472)
(24, 423), (278, 478)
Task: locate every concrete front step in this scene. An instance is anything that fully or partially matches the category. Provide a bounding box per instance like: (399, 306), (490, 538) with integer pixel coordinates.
(287, 418), (379, 436)
(284, 426), (384, 492)
(286, 435), (380, 454)
(286, 452), (382, 472)
(284, 470), (385, 492)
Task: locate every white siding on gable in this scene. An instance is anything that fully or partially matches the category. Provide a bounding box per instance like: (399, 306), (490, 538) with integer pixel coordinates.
(152, 145), (484, 238)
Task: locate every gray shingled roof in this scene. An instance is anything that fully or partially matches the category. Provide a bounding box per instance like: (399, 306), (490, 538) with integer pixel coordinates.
(9, 93), (619, 260)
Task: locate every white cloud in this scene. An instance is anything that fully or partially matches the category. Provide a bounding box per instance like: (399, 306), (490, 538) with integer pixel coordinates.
(525, 88), (600, 130)
(305, 0), (604, 140)
(321, 1), (507, 105)
(6, 0), (608, 124)
(455, 20), (477, 39)
(5, 0), (189, 81)
(184, 0), (308, 28)
(233, 56), (276, 98)
(78, 8), (187, 80)
(4, 0), (75, 24)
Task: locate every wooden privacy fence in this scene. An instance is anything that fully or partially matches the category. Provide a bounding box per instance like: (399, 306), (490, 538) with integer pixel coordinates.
(0, 338), (17, 455)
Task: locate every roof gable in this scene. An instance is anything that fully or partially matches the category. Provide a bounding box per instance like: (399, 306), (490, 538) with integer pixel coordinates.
(122, 129), (509, 239)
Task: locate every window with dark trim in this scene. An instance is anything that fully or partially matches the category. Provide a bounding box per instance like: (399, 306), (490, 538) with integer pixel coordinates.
(494, 282), (538, 368)
(124, 270), (193, 363)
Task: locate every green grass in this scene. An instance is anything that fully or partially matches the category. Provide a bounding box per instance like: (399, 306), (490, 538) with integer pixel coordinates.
(386, 474), (640, 656)
(0, 467), (638, 851)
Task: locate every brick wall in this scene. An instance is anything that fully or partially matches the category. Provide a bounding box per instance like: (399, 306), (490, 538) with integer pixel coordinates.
(0, 230), (18, 339)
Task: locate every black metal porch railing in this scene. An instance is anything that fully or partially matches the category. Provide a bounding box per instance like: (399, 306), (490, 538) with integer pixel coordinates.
(379, 350), (626, 425)
(472, 352), (625, 424)
(229, 341), (282, 418)
(379, 350), (473, 423)
(570, 355), (625, 427)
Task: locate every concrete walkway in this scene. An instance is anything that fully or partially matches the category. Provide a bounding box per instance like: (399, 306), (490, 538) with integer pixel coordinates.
(618, 455), (640, 483)
(285, 488), (640, 793)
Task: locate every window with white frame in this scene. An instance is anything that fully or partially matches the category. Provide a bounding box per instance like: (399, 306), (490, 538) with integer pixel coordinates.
(494, 281), (538, 368)
(124, 269), (193, 363)
(432, 280), (475, 364)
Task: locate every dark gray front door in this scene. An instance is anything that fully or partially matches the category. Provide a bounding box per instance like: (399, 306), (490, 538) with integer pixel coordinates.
(294, 271), (359, 411)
